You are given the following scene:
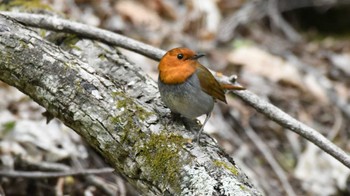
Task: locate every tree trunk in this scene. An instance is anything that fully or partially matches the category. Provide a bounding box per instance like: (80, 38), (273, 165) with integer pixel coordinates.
(0, 15), (261, 195)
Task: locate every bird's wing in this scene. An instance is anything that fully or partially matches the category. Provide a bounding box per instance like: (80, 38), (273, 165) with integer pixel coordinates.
(195, 63), (227, 103)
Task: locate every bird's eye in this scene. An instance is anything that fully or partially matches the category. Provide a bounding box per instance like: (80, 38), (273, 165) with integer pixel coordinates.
(177, 54), (183, 60)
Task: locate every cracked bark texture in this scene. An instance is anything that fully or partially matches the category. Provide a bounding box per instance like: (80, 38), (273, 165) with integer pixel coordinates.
(0, 15), (261, 195)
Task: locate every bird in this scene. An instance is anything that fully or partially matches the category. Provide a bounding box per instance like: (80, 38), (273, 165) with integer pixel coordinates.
(157, 47), (245, 142)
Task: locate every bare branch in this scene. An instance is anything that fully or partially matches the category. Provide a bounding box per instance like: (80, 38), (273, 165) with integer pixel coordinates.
(233, 90), (350, 168)
(0, 12), (164, 61)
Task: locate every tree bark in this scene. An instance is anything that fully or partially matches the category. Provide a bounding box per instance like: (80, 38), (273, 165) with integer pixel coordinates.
(0, 15), (260, 195)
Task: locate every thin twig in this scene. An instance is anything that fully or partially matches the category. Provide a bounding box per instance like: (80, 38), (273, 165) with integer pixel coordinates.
(17, 158), (71, 171)
(328, 108), (343, 141)
(55, 177), (65, 196)
(267, 0), (302, 43)
(217, 0), (266, 43)
(0, 168), (114, 178)
(245, 125), (296, 196)
(1, 12), (350, 169)
(85, 175), (117, 196)
(71, 156), (117, 196)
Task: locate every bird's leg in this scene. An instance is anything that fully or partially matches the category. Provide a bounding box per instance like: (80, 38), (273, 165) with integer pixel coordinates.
(170, 112), (182, 121)
(196, 113), (211, 143)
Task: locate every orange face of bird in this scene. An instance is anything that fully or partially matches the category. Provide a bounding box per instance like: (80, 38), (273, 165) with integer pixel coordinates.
(158, 48), (204, 84)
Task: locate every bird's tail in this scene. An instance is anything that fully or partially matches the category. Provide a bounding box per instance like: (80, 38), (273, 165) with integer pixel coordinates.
(220, 83), (246, 90)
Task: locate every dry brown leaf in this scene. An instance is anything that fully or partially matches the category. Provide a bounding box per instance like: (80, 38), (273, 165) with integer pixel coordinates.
(303, 74), (329, 103)
(183, 0), (221, 41)
(295, 143), (350, 196)
(228, 46), (304, 88)
(329, 53), (350, 75)
(115, 1), (162, 31)
(143, 0), (177, 20)
(228, 46), (330, 103)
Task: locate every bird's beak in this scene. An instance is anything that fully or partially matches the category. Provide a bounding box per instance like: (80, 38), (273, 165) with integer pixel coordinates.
(191, 53), (205, 60)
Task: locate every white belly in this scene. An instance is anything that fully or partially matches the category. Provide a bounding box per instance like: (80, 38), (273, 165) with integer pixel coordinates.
(158, 73), (214, 119)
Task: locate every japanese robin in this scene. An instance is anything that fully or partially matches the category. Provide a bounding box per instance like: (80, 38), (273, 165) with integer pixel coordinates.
(158, 47), (244, 142)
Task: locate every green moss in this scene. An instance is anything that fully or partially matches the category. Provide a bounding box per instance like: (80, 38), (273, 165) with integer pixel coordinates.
(0, 0), (52, 11)
(74, 80), (84, 94)
(62, 61), (77, 73)
(98, 53), (107, 60)
(110, 91), (153, 145)
(114, 91), (152, 121)
(111, 105), (188, 192)
(111, 91), (120, 99)
(39, 29), (47, 38)
(1, 121), (16, 137)
(111, 91), (188, 191)
(213, 160), (239, 176)
(239, 184), (246, 191)
(18, 40), (28, 49)
(136, 132), (188, 192)
(62, 35), (82, 50)
(110, 113), (139, 144)
(0, 52), (12, 65)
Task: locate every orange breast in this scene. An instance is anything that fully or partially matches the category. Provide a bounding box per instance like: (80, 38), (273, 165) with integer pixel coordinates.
(159, 62), (196, 84)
